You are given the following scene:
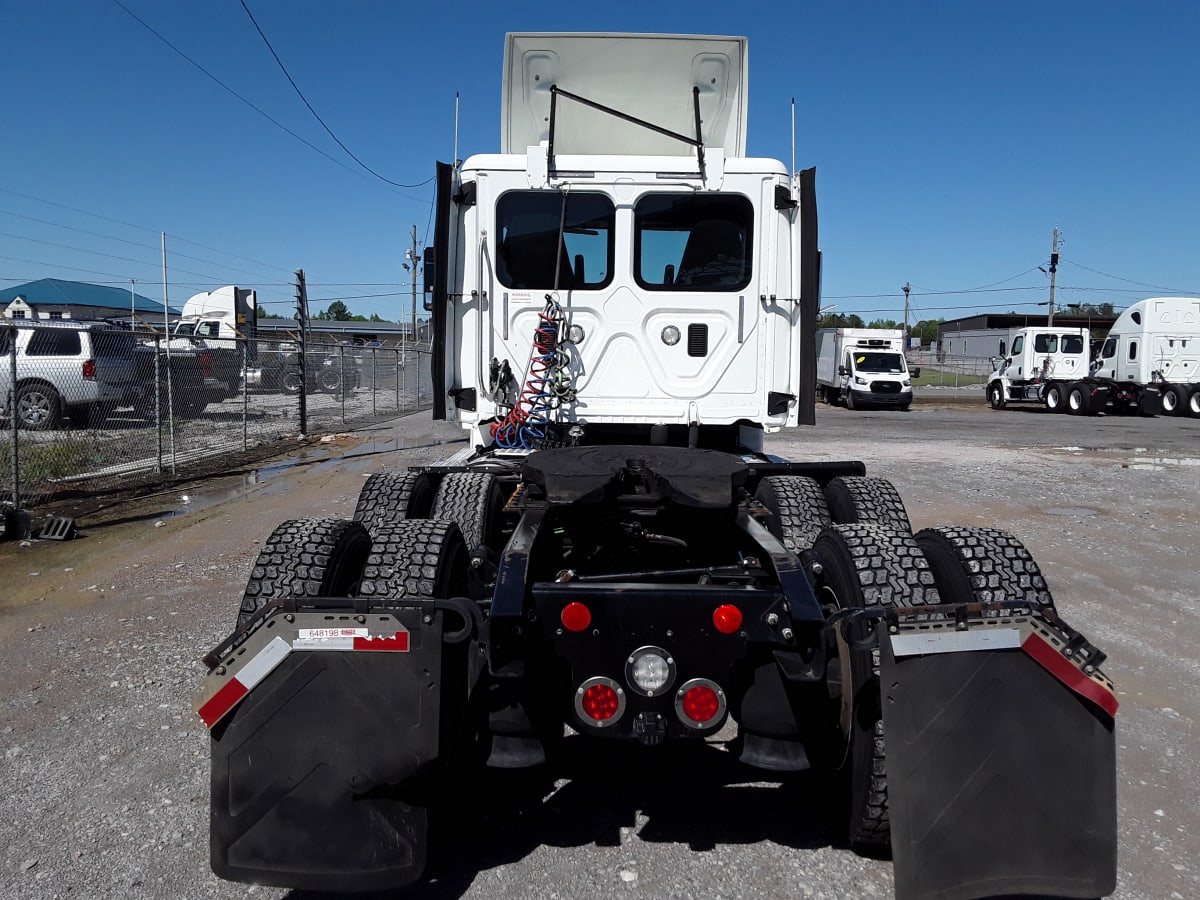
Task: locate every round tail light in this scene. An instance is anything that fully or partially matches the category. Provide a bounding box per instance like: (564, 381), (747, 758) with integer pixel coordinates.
(712, 604), (743, 634)
(560, 602), (592, 632)
(575, 676), (625, 727)
(675, 678), (726, 728)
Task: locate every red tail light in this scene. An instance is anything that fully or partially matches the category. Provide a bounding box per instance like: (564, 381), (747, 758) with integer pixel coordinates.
(560, 601), (591, 632)
(675, 678), (726, 728)
(199, 351), (214, 377)
(574, 676), (624, 727)
(82, 359), (97, 379)
(712, 604), (743, 634)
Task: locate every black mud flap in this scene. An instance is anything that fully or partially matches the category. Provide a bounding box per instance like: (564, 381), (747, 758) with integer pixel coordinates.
(204, 607), (460, 893)
(880, 621), (1117, 900)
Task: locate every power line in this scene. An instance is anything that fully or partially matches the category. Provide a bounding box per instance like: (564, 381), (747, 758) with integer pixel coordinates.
(109, 0), (376, 186)
(238, 0), (433, 191)
(1059, 257), (1197, 295)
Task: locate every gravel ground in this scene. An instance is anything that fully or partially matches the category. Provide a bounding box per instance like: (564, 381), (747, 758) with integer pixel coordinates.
(1, 402), (1197, 900)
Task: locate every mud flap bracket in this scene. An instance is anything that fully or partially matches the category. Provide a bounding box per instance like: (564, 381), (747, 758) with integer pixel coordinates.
(879, 614), (1117, 900)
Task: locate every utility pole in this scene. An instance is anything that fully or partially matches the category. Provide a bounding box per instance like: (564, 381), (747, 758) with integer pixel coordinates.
(404, 225), (420, 345)
(1047, 226), (1060, 326)
(901, 281), (911, 346)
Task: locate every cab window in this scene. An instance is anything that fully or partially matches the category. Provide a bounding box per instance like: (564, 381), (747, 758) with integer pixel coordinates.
(1060, 334), (1084, 354)
(1011, 335), (1024, 355)
(495, 191), (614, 290)
(634, 193), (753, 290)
(1034, 334), (1059, 353)
(1101, 338), (1116, 359)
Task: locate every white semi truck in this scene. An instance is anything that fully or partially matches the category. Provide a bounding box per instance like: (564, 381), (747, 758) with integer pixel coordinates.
(195, 33), (1117, 900)
(170, 285), (257, 402)
(816, 327), (916, 410)
(986, 297), (1200, 416)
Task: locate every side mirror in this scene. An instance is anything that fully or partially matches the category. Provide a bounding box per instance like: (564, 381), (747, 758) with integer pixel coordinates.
(837, 365), (848, 377)
(910, 367), (921, 379)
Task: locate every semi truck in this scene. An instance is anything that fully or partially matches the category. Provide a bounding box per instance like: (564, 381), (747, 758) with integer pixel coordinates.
(170, 285), (257, 402)
(816, 327), (916, 409)
(194, 33), (1117, 900)
(985, 297), (1200, 416)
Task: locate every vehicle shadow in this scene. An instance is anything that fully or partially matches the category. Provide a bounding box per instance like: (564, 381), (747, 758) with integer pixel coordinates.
(286, 738), (846, 900)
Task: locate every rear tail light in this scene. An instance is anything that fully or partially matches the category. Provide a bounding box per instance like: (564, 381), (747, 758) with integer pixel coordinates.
(199, 351), (214, 378)
(675, 678), (726, 728)
(574, 676), (624, 728)
(82, 359), (97, 379)
(560, 602), (591, 633)
(712, 604), (743, 634)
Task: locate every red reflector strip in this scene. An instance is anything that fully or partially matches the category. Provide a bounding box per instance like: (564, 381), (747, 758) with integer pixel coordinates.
(197, 635), (291, 728)
(1021, 631), (1119, 718)
(353, 632), (409, 651)
(292, 629), (409, 651)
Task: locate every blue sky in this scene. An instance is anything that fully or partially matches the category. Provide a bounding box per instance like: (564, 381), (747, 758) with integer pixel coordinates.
(2, 1), (1197, 324)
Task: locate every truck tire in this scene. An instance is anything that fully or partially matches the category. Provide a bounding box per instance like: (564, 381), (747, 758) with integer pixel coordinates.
(1066, 382), (1092, 416)
(845, 390), (857, 410)
(811, 524), (940, 847)
(431, 472), (506, 558)
(238, 518), (372, 628)
(1161, 385), (1186, 416)
(358, 520), (469, 604)
(915, 526), (1054, 610)
(987, 383), (1006, 410)
(1189, 386), (1200, 418)
(353, 471), (435, 537)
(15, 382), (62, 430)
(318, 368), (343, 393)
(281, 371), (304, 394)
(1043, 382), (1067, 414)
(754, 475), (832, 554)
(825, 476), (911, 532)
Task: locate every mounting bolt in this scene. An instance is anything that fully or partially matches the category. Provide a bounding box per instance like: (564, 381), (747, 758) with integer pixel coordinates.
(284, 614), (295, 623)
(355, 615), (367, 624)
(215, 666), (227, 676)
(766, 613), (779, 627)
(471, 557), (484, 569)
(665, 630), (674, 638)
(780, 627), (794, 640)
(810, 561), (824, 576)
(423, 614), (434, 625)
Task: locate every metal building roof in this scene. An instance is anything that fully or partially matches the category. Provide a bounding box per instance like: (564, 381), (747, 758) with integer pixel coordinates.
(0, 278), (180, 315)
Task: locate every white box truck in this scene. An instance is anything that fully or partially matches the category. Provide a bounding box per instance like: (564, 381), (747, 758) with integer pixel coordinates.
(816, 327), (915, 410)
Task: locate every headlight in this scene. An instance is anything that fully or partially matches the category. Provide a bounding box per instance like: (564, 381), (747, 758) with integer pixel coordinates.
(661, 326), (681, 346)
(854, 376), (868, 385)
(625, 646), (676, 697)
(902, 379), (912, 387)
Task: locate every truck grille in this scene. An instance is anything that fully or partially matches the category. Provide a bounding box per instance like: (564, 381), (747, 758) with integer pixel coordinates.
(871, 381), (901, 394)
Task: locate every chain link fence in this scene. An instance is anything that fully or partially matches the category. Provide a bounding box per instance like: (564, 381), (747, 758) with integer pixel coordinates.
(906, 350), (995, 389)
(2, 321), (432, 513)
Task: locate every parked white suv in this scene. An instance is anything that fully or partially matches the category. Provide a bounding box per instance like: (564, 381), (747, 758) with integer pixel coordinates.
(0, 321), (205, 429)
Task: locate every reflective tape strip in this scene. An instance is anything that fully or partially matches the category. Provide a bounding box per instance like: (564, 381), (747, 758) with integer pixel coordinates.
(891, 627), (1021, 657)
(197, 636), (291, 728)
(1022, 631), (1119, 718)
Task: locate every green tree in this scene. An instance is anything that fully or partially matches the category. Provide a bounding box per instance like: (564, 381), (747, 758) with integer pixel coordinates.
(818, 312), (866, 329)
(867, 318), (898, 329)
(316, 300), (352, 321)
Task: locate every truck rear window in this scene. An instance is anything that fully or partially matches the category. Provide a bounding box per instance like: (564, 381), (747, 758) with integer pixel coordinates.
(495, 191), (614, 290)
(634, 193), (753, 291)
(1060, 335), (1084, 354)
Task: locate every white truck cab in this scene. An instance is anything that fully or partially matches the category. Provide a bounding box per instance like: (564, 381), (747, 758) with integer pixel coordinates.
(429, 34), (818, 451)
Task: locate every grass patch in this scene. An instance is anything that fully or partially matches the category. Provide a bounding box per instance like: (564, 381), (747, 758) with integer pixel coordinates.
(911, 366), (988, 388)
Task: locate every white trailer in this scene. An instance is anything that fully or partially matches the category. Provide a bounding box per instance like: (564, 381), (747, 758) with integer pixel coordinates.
(816, 327), (915, 410)
(986, 297), (1200, 417)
